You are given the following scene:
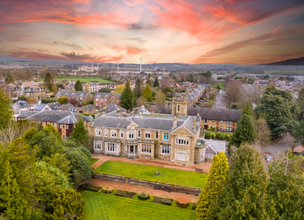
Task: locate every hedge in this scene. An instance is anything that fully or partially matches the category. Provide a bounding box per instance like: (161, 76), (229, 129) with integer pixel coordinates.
(204, 131), (232, 141)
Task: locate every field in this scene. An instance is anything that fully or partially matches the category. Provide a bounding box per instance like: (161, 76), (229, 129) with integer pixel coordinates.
(81, 190), (195, 220)
(39, 76), (114, 84)
(214, 82), (224, 90)
(90, 158), (99, 165)
(94, 161), (207, 188)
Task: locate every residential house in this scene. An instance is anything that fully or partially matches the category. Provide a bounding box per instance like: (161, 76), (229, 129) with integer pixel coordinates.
(18, 110), (94, 140)
(56, 90), (93, 107)
(93, 92), (120, 109)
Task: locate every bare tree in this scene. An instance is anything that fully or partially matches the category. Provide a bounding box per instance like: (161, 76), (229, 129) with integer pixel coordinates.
(224, 81), (246, 107)
(254, 118), (271, 145)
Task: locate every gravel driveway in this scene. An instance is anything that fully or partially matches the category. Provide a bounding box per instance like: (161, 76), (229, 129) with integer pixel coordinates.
(212, 91), (228, 109)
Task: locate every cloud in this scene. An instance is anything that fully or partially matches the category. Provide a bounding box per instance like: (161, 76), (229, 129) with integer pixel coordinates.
(128, 37), (147, 44)
(126, 22), (155, 30)
(60, 51), (124, 62)
(111, 45), (147, 55)
(193, 27), (304, 63)
(53, 41), (84, 51)
(38, 49), (49, 53)
(9, 50), (67, 60)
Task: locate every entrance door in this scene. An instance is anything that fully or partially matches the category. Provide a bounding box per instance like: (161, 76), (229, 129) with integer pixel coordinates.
(130, 145), (134, 153)
(178, 150), (186, 161)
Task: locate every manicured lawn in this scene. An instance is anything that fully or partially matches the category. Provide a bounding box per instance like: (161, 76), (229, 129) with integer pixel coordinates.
(214, 82), (224, 90)
(90, 158), (99, 166)
(94, 161), (207, 188)
(81, 190), (195, 220)
(38, 76), (114, 84)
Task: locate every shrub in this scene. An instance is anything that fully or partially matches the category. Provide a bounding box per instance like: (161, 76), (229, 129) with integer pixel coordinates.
(224, 133), (232, 141)
(176, 197), (189, 208)
(210, 132), (216, 139)
(50, 95), (55, 98)
(41, 98), (57, 103)
(81, 184), (101, 192)
(102, 186), (113, 194)
(204, 131), (211, 139)
(161, 198), (172, 205)
(18, 95), (28, 101)
(216, 132), (225, 140)
(208, 127), (216, 132)
(115, 190), (127, 197)
(192, 202), (197, 210)
(138, 192), (150, 200)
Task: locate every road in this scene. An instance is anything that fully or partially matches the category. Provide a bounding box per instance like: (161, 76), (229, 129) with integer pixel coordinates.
(212, 91), (228, 109)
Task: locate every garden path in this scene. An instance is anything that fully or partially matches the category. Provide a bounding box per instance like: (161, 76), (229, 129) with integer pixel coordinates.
(89, 178), (199, 203)
(91, 154), (212, 174)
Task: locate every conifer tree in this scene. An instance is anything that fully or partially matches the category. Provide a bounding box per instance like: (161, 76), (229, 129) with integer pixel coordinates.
(208, 144), (277, 219)
(228, 114), (256, 155)
(143, 84), (152, 102)
(5, 74), (14, 84)
(74, 80), (83, 91)
(120, 80), (136, 110)
(241, 100), (254, 117)
(134, 78), (144, 98)
(70, 116), (88, 147)
(44, 72), (54, 91)
(196, 152), (229, 220)
(153, 77), (159, 87)
(0, 87), (13, 129)
(268, 151), (304, 219)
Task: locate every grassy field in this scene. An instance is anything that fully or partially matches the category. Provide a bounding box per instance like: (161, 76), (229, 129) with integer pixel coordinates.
(214, 82), (225, 90)
(94, 161), (207, 188)
(90, 158), (99, 166)
(38, 76), (114, 84)
(81, 190), (195, 220)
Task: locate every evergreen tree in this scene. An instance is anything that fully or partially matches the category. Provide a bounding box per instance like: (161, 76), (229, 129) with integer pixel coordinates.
(5, 74), (14, 84)
(120, 80), (136, 110)
(44, 72), (54, 91)
(291, 120), (304, 145)
(74, 80), (83, 91)
(134, 78), (144, 98)
(143, 84), (152, 102)
(208, 144), (277, 219)
(23, 127), (38, 143)
(146, 74), (153, 87)
(255, 86), (294, 138)
(298, 88), (304, 120)
(241, 100), (254, 117)
(70, 116), (88, 147)
(0, 88), (13, 129)
(44, 188), (85, 220)
(268, 151), (304, 219)
(228, 114), (256, 154)
(196, 152), (229, 220)
(153, 77), (159, 87)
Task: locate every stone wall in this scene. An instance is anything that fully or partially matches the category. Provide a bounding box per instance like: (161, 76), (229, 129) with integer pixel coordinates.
(93, 173), (202, 196)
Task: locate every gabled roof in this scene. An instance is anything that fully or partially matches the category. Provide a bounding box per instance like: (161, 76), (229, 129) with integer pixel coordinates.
(18, 111), (39, 118)
(80, 104), (96, 111)
(23, 110), (94, 123)
(58, 103), (75, 110)
(56, 90), (72, 97)
(93, 92), (110, 98)
(92, 116), (133, 128)
(47, 102), (61, 110)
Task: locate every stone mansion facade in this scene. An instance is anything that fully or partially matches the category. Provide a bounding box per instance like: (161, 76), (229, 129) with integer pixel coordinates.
(90, 111), (205, 165)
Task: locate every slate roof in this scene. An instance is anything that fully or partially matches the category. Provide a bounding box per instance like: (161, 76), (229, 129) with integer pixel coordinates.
(56, 90), (72, 97)
(13, 101), (28, 108)
(24, 110), (94, 123)
(57, 103), (75, 110)
(103, 104), (126, 113)
(81, 104), (96, 111)
(148, 105), (241, 122)
(92, 116), (133, 128)
(17, 111), (39, 118)
(71, 91), (90, 97)
(47, 102), (61, 110)
(93, 92), (110, 98)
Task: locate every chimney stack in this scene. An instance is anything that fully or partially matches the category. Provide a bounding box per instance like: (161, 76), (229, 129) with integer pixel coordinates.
(139, 112), (142, 117)
(117, 108), (121, 117)
(173, 116), (177, 128)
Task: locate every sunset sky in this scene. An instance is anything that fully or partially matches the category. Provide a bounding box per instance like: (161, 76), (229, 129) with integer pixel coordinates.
(0, 0), (303, 64)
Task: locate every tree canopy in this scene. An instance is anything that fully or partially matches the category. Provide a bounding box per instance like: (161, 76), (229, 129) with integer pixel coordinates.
(196, 152), (228, 220)
(99, 87), (111, 93)
(44, 72), (54, 91)
(120, 80), (136, 110)
(153, 77), (159, 87)
(58, 96), (67, 104)
(134, 78), (144, 98)
(143, 84), (152, 102)
(5, 74), (14, 84)
(74, 80), (83, 91)
(0, 87), (13, 129)
(70, 116), (88, 147)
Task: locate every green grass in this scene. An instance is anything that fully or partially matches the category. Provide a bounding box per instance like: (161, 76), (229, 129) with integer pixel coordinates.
(214, 82), (224, 90)
(94, 161), (207, 188)
(90, 158), (99, 166)
(81, 190), (195, 220)
(38, 76), (114, 84)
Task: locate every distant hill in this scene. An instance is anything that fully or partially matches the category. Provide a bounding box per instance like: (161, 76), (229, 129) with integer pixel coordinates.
(263, 57), (304, 65)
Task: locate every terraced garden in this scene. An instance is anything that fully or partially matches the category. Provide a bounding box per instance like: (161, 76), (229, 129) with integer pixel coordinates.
(90, 158), (99, 165)
(81, 190), (195, 220)
(94, 161), (208, 188)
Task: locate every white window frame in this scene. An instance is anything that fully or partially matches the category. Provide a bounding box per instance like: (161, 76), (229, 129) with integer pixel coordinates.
(128, 131), (135, 139)
(141, 144), (152, 154)
(203, 119), (208, 123)
(120, 130), (124, 138)
(60, 124), (62, 129)
(95, 128), (101, 136)
(104, 129), (108, 137)
(111, 130), (117, 138)
(220, 120), (223, 123)
(138, 130), (141, 138)
(107, 142), (117, 152)
(66, 125), (69, 129)
(94, 141), (102, 150)
(156, 131), (158, 139)
(227, 121), (232, 125)
(178, 149), (186, 161)
(161, 145), (170, 155)
(226, 127), (232, 131)
(176, 137), (189, 145)
(145, 131), (150, 139)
